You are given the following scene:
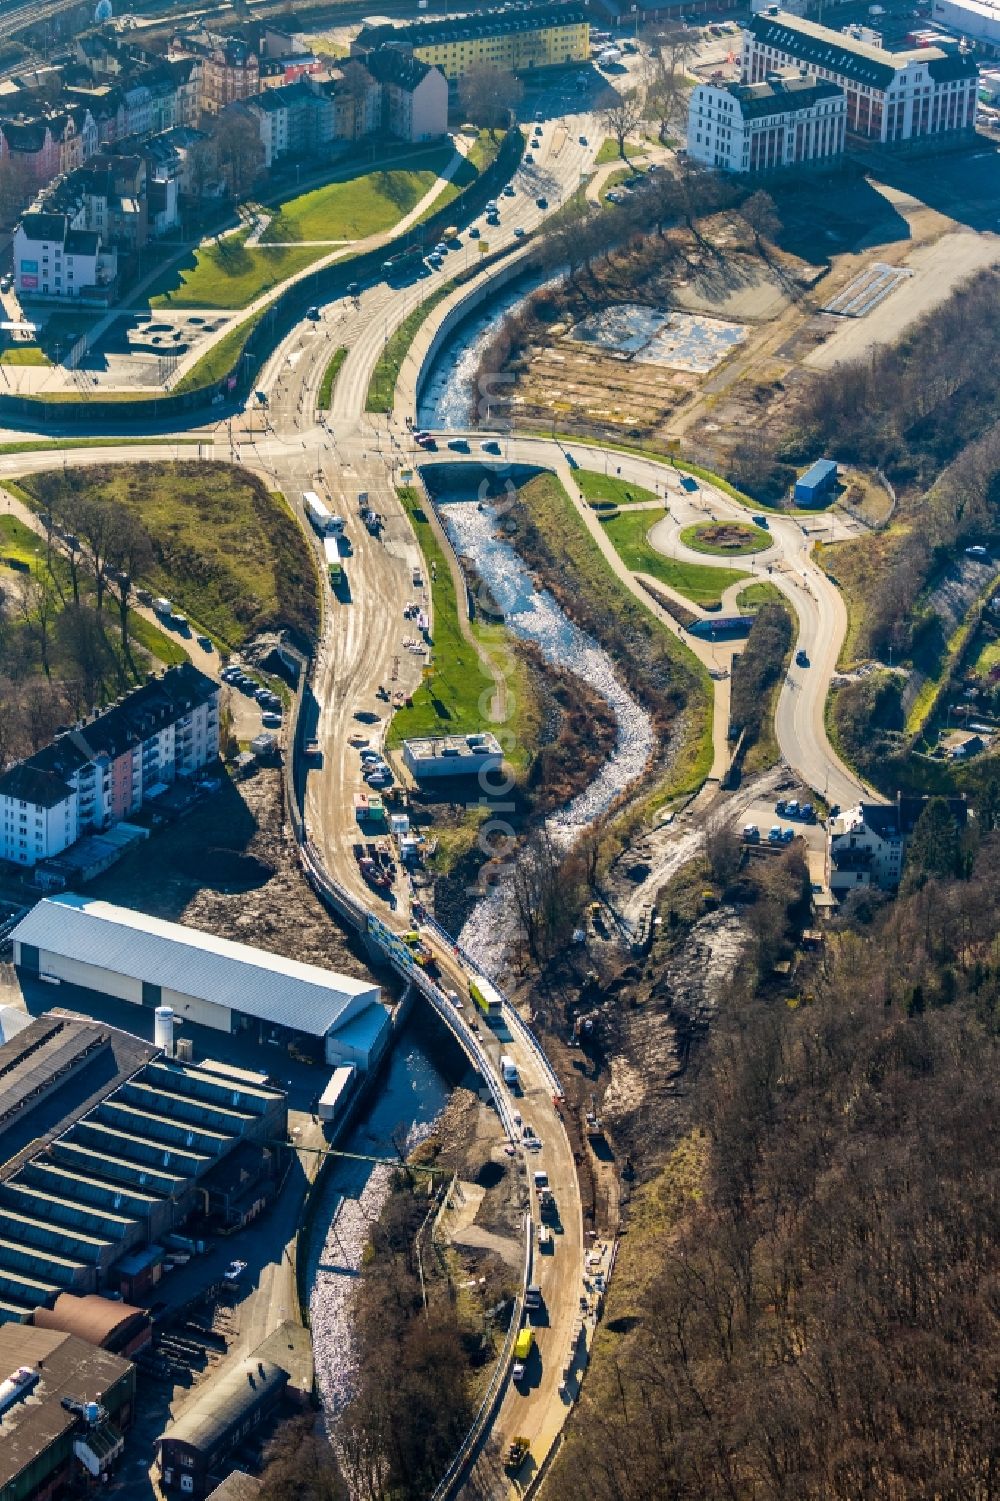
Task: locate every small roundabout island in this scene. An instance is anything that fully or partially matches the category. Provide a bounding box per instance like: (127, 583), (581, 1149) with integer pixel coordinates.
(679, 519), (772, 556)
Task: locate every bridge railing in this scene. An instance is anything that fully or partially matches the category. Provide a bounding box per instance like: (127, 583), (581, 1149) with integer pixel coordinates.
(416, 912), (564, 1098)
(430, 1209), (533, 1501)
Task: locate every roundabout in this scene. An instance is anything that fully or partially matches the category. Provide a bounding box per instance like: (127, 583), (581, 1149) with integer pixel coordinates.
(678, 519), (772, 556)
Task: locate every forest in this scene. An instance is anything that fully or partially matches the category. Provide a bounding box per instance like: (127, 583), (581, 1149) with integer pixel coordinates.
(549, 833), (1000, 1501)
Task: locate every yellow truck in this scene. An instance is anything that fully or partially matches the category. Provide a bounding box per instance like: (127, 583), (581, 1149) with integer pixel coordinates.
(513, 1325), (534, 1382)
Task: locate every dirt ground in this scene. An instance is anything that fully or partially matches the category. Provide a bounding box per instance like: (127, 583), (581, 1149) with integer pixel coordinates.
(89, 766), (373, 979)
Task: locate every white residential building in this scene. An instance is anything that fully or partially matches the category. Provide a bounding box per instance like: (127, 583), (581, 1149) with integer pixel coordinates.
(0, 663), (219, 869)
(827, 794), (968, 895)
(13, 211), (114, 300)
(688, 70), (846, 172)
(743, 11), (978, 145)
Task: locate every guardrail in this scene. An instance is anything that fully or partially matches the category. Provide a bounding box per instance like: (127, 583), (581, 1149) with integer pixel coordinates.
(431, 1208), (532, 1501)
(417, 909), (564, 1099)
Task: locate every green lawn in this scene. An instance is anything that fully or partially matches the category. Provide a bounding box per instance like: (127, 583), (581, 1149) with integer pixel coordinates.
(16, 462), (320, 650)
(577, 470), (658, 509)
(680, 521), (771, 556)
(602, 509), (749, 607)
(0, 515), (45, 569)
(595, 137), (645, 166)
(318, 346), (348, 409)
(971, 633), (1000, 679)
(389, 487), (534, 768)
(736, 580), (785, 611)
(600, 167), (632, 205)
(366, 283), (454, 413)
(148, 231), (333, 310)
(262, 148), (452, 242)
(0, 345), (50, 366)
(0, 438), (200, 455)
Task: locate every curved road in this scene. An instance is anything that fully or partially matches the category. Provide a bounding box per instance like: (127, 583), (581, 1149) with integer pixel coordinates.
(0, 67), (871, 1494)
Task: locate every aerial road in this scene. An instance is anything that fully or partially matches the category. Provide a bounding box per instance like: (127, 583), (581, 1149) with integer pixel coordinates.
(0, 65), (871, 1491)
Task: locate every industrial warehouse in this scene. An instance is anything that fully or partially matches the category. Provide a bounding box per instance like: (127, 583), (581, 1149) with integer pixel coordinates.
(10, 893), (392, 1070)
(0, 1011), (288, 1322)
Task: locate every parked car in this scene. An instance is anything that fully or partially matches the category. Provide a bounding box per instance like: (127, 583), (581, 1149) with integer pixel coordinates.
(468, 225), (481, 237)
(795, 648), (809, 667)
(768, 825), (783, 844)
(306, 306), (320, 320)
(579, 134), (588, 145)
(536, 195), (549, 209)
(481, 440), (501, 454)
(261, 713), (282, 729)
(742, 824), (760, 843)
(514, 226), (526, 238)
(448, 438), (470, 452)
(503, 183), (516, 197)
(524, 151), (534, 165)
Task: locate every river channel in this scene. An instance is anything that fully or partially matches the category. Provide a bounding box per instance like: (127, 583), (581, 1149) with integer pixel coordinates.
(308, 279), (655, 1421)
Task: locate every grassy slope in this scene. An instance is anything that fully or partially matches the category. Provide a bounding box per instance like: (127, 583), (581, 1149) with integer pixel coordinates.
(389, 487), (535, 769)
(736, 580), (785, 610)
(577, 470), (657, 508)
(149, 154), (451, 309)
(366, 283), (454, 413)
(149, 230), (331, 309)
(602, 509), (749, 607)
(518, 473), (713, 802)
(318, 346), (348, 409)
(173, 309), (265, 394)
(262, 149), (450, 240)
(15, 462), (319, 650)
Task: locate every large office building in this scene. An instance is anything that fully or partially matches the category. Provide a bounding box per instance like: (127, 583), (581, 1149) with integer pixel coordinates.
(11, 894), (391, 1070)
(742, 12), (978, 144)
(688, 69), (846, 171)
(0, 1009), (287, 1324)
(352, 4), (590, 82)
(0, 663), (219, 870)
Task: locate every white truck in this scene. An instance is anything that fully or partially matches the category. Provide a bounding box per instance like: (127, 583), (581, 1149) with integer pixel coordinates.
(303, 490), (335, 536)
(152, 597), (173, 619)
(500, 1054), (518, 1086)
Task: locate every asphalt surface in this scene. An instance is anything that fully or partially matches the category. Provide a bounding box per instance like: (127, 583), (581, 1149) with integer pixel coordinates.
(0, 52), (875, 1493)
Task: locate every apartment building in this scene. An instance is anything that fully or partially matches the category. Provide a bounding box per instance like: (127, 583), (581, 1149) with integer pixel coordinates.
(827, 794), (968, 895)
(689, 69), (846, 171)
(13, 210), (114, 300)
(366, 49), (449, 142)
(0, 664), (220, 869)
(353, 4), (590, 83)
(168, 29), (260, 116)
(743, 11), (978, 144)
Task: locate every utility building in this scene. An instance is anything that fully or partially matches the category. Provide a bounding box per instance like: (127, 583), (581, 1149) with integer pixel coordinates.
(158, 1355), (288, 1498)
(11, 894), (391, 1070)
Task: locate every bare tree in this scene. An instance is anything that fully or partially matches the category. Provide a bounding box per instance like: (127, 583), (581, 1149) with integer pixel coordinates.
(739, 188), (781, 251)
(211, 109), (265, 198)
(15, 567), (58, 677)
(258, 1416), (348, 1501)
(75, 498), (116, 614)
(643, 23), (696, 142)
(600, 87), (645, 163)
(458, 65), (524, 138)
(105, 508), (154, 664)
